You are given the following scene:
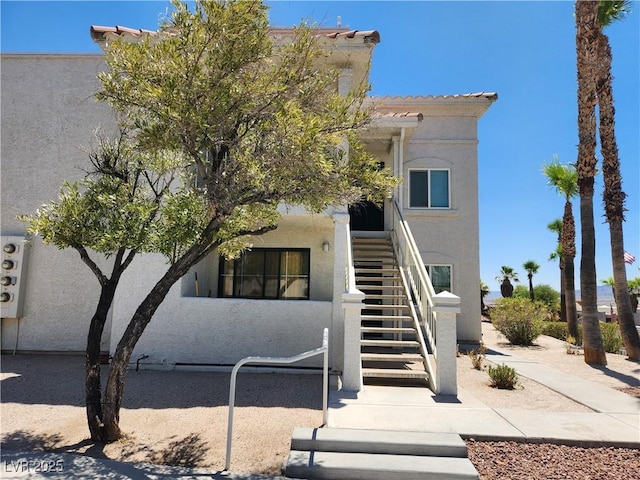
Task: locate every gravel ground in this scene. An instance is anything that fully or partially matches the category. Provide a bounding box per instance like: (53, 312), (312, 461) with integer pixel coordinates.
(1, 320), (639, 477)
(464, 321), (640, 480)
(467, 440), (640, 480)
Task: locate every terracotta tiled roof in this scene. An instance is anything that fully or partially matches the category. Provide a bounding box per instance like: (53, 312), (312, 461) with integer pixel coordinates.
(90, 25), (380, 45)
(374, 92), (498, 101)
(90, 25), (158, 42)
(378, 112), (424, 121)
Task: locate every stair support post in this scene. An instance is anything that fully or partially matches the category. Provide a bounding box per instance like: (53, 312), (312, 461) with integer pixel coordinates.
(433, 291), (460, 396)
(342, 289), (365, 392)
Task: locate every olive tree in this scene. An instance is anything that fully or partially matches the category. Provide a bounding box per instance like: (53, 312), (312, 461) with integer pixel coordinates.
(22, 0), (397, 442)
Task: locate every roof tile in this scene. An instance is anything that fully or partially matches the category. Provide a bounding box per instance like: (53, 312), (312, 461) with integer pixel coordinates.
(90, 25), (380, 44)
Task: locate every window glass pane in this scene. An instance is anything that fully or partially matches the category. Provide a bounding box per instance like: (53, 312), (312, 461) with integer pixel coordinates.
(239, 250), (265, 297)
(219, 248), (310, 300)
(409, 171), (428, 207)
(428, 265), (451, 294)
(280, 251), (309, 299)
(264, 251), (280, 298)
(430, 170), (449, 208)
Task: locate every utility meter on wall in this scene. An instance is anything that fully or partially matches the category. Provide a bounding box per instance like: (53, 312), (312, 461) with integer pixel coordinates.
(1, 236), (30, 318)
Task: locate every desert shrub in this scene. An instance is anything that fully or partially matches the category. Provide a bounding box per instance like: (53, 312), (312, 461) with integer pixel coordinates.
(491, 297), (546, 345)
(542, 321), (583, 344)
(600, 323), (623, 354)
(487, 363), (519, 389)
(468, 343), (486, 370)
(542, 321), (569, 340)
(513, 284), (560, 314)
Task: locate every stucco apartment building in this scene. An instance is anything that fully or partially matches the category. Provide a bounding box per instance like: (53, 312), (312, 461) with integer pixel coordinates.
(1, 25), (496, 393)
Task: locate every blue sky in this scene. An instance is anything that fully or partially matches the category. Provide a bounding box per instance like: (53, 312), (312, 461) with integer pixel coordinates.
(2, 1), (639, 292)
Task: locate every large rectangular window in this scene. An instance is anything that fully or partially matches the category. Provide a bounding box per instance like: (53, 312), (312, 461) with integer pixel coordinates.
(409, 169), (450, 208)
(426, 265), (452, 294)
(219, 249), (310, 300)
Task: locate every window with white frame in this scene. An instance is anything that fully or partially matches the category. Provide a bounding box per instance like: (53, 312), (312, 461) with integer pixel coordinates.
(219, 248), (310, 299)
(409, 169), (450, 208)
(426, 265), (452, 294)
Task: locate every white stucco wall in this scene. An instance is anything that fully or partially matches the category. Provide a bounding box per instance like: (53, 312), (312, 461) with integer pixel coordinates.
(403, 114), (483, 342)
(1, 55), (114, 352)
(110, 214), (339, 369)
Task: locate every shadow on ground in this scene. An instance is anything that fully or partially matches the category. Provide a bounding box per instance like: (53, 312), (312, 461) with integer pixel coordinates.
(0, 429), (210, 468)
(1, 353), (323, 409)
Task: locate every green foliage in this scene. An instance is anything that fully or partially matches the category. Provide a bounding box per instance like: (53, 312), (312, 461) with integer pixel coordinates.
(487, 363), (519, 389)
(513, 284), (560, 313)
(21, 132), (179, 259)
(491, 297), (547, 345)
(543, 156), (578, 201)
(23, 0), (398, 269)
(97, 0), (397, 221)
(542, 322), (583, 344)
(495, 265), (519, 283)
(600, 323), (623, 353)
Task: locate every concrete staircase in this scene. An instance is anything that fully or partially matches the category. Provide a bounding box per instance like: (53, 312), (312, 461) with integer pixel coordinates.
(284, 427), (479, 479)
(352, 236), (429, 384)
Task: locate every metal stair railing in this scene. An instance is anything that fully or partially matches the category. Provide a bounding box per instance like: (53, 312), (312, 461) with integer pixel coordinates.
(224, 328), (329, 472)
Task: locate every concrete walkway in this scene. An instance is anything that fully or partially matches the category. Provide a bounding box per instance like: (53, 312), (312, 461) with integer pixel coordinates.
(328, 346), (640, 449)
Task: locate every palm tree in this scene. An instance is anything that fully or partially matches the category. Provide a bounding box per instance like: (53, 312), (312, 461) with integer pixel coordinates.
(596, 0), (640, 360)
(523, 260), (540, 301)
(496, 266), (518, 298)
(575, 0), (607, 365)
(543, 160), (579, 339)
(547, 219), (567, 322)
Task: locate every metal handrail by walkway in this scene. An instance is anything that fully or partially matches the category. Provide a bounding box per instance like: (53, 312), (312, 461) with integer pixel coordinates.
(224, 328), (329, 472)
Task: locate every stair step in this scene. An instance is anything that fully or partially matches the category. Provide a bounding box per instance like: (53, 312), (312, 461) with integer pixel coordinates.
(362, 304), (410, 311)
(361, 339), (419, 348)
(352, 239), (392, 244)
(290, 428), (468, 457)
(357, 285), (405, 291)
(363, 368), (429, 379)
(362, 294), (407, 300)
(356, 276), (401, 283)
(362, 315), (413, 321)
(361, 353), (425, 361)
(361, 327), (416, 334)
(355, 268), (398, 274)
(286, 450), (478, 480)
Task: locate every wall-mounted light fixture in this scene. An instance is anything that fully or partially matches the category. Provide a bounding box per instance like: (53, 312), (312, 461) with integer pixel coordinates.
(322, 241), (330, 252)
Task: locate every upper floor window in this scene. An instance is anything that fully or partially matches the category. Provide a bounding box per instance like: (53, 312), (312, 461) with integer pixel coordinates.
(219, 248), (310, 300)
(426, 264), (452, 294)
(409, 169), (450, 208)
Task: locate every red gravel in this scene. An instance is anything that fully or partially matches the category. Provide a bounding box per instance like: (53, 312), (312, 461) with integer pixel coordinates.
(466, 440), (640, 480)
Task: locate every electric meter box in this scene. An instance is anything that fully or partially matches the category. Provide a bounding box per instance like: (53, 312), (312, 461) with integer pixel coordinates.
(1, 236), (31, 318)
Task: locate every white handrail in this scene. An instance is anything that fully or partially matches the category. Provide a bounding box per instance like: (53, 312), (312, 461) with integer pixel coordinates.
(224, 328), (329, 472)
(391, 200), (438, 387)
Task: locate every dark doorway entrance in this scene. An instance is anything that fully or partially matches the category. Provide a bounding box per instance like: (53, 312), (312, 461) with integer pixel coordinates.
(349, 200), (385, 231)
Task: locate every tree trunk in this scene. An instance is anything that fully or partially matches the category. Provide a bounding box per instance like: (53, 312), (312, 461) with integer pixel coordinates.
(562, 201), (578, 339)
(99, 242), (216, 442)
(86, 281), (118, 442)
(500, 279), (514, 298)
(559, 260), (567, 323)
(596, 32), (640, 361)
(563, 255), (579, 341)
(575, 0), (606, 365)
(579, 180), (606, 365)
(528, 274), (535, 301)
